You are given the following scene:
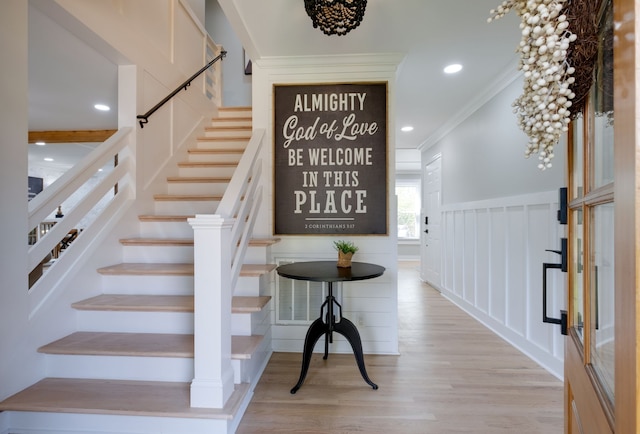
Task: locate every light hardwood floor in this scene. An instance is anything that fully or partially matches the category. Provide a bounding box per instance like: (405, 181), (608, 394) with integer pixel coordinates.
(236, 261), (563, 433)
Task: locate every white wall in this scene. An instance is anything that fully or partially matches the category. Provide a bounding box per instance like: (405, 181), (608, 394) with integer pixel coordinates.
(422, 76), (567, 378)
(251, 55), (402, 355)
(205, 0), (251, 107)
(0, 0), (44, 403)
(424, 76), (566, 205)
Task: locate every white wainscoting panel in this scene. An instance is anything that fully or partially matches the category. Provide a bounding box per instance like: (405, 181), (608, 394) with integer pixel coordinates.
(439, 191), (565, 379)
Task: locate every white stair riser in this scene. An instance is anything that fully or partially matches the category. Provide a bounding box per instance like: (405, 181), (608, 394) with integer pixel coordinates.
(219, 109), (251, 118)
(167, 182), (229, 195)
(154, 200), (219, 215)
(138, 221), (193, 238)
(7, 412), (230, 434)
(178, 166), (236, 177)
(210, 119), (251, 128)
(234, 277), (261, 297)
(122, 245), (194, 263)
(77, 310), (255, 339)
(232, 307), (271, 337)
(195, 140), (247, 150)
(76, 311), (194, 334)
(44, 354), (194, 382)
(100, 275), (194, 295)
(243, 246), (272, 263)
(203, 130), (251, 139)
(251, 307), (272, 337)
(187, 153), (241, 164)
(231, 314), (251, 336)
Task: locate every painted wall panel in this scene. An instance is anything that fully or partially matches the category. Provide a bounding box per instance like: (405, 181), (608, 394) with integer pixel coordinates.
(489, 207), (506, 324)
(122, 0), (171, 61)
(506, 206), (526, 336)
(475, 209), (490, 314)
(174, 2), (205, 76)
(453, 211), (464, 297)
(463, 210), (476, 304)
(444, 211), (455, 290)
(440, 191), (563, 378)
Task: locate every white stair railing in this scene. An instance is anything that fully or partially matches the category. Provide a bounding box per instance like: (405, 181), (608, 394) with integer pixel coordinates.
(189, 128), (265, 408)
(27, 127), (135, 312)
(218, 129), (265, 289)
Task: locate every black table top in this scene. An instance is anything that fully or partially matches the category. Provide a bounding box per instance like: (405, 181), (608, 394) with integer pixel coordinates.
(276, 261), (385, 283)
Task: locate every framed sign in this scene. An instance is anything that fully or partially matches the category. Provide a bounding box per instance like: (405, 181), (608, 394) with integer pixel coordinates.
(273, 82), (388, 235)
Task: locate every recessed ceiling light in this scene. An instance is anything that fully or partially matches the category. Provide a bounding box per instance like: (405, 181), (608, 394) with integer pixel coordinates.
(401, 126), (414, 132)
(444, 64), (463, 74)
(94, 104), (110, 111)
(44, 157), (54, 162)
(35, 141), (46, 146)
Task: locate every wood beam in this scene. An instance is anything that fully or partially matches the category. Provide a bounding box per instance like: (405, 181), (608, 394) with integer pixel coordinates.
(28, 130), (117, 144)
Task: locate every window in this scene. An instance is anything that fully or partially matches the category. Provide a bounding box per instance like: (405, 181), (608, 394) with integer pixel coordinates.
(396, 177), (421, 239)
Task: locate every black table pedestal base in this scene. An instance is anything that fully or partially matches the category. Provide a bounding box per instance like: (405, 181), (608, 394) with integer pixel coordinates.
(290, 286), (378, 394)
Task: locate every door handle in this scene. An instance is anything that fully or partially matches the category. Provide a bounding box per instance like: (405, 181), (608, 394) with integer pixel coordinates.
(542, 238), (568, 335)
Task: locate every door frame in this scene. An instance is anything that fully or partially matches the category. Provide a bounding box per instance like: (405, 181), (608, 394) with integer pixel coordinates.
(565, 0), (638, 432)
(611, 0), (638, 430)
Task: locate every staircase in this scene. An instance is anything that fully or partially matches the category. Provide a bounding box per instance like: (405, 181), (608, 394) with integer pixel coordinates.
(0, 107), (277, 434)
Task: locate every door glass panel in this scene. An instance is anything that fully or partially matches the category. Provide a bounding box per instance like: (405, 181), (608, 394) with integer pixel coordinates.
(571, 115), (584, 201)
(571, 208), (584, 342)
(590, 202), (615, 403)
(591, 1), (614, 189)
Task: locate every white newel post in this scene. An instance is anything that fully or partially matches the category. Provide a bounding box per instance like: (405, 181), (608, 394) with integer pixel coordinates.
(188, 214), (235, 408)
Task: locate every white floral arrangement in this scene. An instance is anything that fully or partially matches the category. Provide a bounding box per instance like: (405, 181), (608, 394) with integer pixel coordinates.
(489, 0), (577, 170)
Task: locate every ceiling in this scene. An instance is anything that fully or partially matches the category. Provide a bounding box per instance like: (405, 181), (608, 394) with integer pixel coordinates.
(28, 0), (522, 170)
(218, 0), (522, 151)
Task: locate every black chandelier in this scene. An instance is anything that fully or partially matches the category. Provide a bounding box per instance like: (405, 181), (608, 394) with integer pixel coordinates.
(304, 0), (367, 36)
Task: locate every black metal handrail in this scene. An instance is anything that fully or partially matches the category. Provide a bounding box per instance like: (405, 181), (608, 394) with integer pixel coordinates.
(137, 50), (227, 128)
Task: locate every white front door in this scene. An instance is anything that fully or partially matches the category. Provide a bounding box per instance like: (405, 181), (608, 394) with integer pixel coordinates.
(421, 154), (441, 286)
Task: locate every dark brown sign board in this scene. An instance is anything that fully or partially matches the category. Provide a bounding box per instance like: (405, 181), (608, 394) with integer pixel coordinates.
(273, 82), (388, 235)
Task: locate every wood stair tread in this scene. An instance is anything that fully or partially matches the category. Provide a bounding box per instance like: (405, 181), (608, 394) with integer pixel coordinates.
(38, 332), (263, 359)
(231, 335), (264, 360)
(204, 125), (251, 131)
(196, 137), (248, 142)
(0, 377), (249, 419)
(72, 294), (271, 314)
(232, 296), (271, 313)
(187, 149), (244, 154)
(166, 176), (231, 183)
(211, 115), (251, 121)
(97, 263), (194, 276)
(219, 106), (251, 112)
(38, 332), (194, 358)
(153, 194), (222, 201)
(177, 161), (237, 167)
(119, 237), (281, 247)
(247, 237), (281, 247)
(138, 214), (194, 222)
(72, 295), (194, 312)
(96, 262), (276, 276)
(119, 238), (194, 246)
